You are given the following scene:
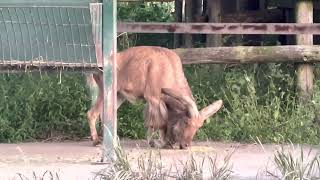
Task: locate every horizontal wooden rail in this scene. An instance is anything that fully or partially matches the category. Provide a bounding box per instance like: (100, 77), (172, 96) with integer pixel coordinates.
(173, 45), (320, 64)
(118, 22), (320, 35)
(3, 45), (318, 70)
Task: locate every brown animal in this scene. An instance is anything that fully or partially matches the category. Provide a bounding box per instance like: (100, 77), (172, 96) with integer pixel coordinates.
(87, 46), (223, 149)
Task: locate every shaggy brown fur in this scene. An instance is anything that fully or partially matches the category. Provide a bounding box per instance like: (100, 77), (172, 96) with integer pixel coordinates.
(160, 88), (223, 149)
(87, 46), (223, 149)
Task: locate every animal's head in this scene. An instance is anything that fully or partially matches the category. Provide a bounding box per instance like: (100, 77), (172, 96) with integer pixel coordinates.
(162, 88), (223, 149)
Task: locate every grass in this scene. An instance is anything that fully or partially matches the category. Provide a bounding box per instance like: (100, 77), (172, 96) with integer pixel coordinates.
(176, 153), (233, 180)
(186, 63), (320, 144)
(94, 146), (168, 180)
(10, 140), (320, 180)
(94, 144), (234, 180)
(266, 144), (320, 180)
(0, 72), (91, 143)
(95, 141), (318, 180)
(15, 171), (60, 180)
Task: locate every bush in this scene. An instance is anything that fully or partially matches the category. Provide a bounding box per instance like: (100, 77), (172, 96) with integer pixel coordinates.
(0, 72), (91, 142)
(190, 63), (320, 144)
(117, 2), (175, 50)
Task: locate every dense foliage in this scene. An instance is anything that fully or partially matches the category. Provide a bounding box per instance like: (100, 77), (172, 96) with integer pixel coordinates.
(0, 72), (90, 142)
(189, 64), (320, 144)
(1, 2), (320, 144)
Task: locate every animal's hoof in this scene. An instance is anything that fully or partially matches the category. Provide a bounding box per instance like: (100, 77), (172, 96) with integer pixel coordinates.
(149, 140), (165, 148)
(92, 138), (101, 146)
(179, 144), (189, 150)
(162, 143), (173, 149)
(148, 140), (156, 148)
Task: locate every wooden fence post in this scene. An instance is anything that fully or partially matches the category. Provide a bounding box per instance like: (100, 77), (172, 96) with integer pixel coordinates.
(296, 0), (314, 102)
(184, 0), (192, 47)
(102, 0), (117, 161)
(234, 0), (242, 45)
(206, 0), (222, 72)
(174, 0), (182, 48)
(206, 0), (222, 47)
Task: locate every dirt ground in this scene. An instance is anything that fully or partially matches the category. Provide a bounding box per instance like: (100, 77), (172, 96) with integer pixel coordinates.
(0, 139), (319, 180)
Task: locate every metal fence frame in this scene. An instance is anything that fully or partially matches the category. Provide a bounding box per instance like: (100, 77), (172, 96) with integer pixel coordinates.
(0, 0), (118, 161)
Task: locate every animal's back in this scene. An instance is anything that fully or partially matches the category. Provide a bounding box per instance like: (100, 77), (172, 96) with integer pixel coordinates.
(117, 46), (191, 99)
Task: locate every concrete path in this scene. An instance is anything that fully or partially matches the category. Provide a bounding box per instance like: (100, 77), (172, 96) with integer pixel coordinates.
(0, 140), (319, 180)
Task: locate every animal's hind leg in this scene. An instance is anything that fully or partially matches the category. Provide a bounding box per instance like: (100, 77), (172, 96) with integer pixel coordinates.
(87, 95), (102, 146)
(87, 73), (103, 146)
(97, 93), (126, 141)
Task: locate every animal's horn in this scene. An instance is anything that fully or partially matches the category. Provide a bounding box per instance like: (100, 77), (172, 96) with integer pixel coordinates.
(161, 93), (187, 112)
(161, 88), (199, 118)
(199, 100), (223, 126)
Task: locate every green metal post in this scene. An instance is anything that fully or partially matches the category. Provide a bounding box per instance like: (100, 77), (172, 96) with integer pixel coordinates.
(102, 0), (117, 160)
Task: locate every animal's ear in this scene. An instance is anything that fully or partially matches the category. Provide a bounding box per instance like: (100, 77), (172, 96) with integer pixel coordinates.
(198, 100), (223, 127)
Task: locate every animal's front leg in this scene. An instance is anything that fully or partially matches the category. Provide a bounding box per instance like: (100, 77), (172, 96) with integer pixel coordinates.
(146, 127), (157, 147)
(159, 128), (173, 149)
(147, 128), (171, 148)
(143, 97), (168, 148)
(144, 103), (158, 148)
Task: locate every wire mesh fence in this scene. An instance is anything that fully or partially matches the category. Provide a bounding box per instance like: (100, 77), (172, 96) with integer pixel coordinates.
(0, 3), (101, 70)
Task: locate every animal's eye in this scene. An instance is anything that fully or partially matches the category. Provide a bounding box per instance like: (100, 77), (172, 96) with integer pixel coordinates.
(184, 119), (191, 125)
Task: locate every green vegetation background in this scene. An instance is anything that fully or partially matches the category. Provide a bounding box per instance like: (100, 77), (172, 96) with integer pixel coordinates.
(1, 2), (320, 144)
